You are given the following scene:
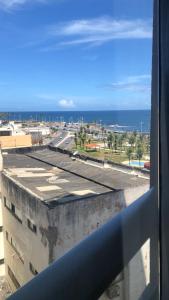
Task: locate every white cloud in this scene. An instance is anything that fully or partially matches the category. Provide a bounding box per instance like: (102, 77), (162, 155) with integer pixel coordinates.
(36, 93), (58, 101)
(45, 17), (152, 50)
(0, 0), (47, 10)
(105, 74), (151, 93)
(58, 99), (75, 108)
(35, 94), (76, 109)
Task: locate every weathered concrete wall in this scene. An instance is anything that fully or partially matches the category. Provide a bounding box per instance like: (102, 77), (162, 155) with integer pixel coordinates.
(1, 172), (125, 292)
(1, 174), (49, 291)
(0, 135), (32, 149)
(0, 199), (5, 276)
(0, 150), (3, 172)
(1, 170), (150, 299)
(47, 191), (124, 263)
(2, 145), (47, 154)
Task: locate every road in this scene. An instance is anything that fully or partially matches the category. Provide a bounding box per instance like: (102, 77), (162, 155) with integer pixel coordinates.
(49, 131), (74, 150)
(59, 136), (74, 150)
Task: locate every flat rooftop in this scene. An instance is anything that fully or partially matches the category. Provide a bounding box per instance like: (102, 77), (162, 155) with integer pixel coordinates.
(2, 148), (149, 206)
(27, 149), (149, 189)
(2, 153), (112, 206)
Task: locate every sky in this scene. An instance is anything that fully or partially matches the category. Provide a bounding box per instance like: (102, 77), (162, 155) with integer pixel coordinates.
(0, 0), (153, 111)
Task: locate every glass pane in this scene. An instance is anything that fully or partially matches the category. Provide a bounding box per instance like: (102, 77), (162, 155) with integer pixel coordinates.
(0, 0), (157, 299)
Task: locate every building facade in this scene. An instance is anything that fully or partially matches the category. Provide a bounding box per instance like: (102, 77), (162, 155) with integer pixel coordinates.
(1, 148), (149, 299)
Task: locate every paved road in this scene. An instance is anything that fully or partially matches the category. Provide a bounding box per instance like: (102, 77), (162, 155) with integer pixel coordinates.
(59, 136), (74, 150)
(49, 131), (68, 147)
(49, 131), (74, 150)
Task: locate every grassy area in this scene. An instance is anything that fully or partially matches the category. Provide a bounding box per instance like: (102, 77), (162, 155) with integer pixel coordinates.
(72, 133), (150, 164)
(72, 145), (129, 163)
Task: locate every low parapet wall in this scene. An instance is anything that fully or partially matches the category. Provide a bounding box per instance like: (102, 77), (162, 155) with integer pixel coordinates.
(49, 146), (149, 175)
(2, 145), (47, 154)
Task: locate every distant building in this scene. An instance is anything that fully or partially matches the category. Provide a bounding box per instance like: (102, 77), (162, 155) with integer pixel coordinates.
(1, 148), (149, 299)
(0, 122), (25, 137)
(0, 135), (32, 149)
(0, 122), (32, 149)
(23, 127), (51, 136)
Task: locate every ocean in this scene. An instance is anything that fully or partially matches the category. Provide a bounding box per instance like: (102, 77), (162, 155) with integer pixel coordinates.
(5, 110), (150, 133)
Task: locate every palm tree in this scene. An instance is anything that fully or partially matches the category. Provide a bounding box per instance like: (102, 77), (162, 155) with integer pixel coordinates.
(129, 135), (135, 149)
(136, 144), (144, 165)
(81, 133), (87, 148)
(87, 138), (91, 144)
(74, 133), (78, 149)
(139, 134), (144, 143)
(122, 132), (127, 140)
(101, 127), (105, 138)
(107, 132), (113, 149)
(78, 128), (87, 149)
(133, 131), (137, 139)
(118, 135), (124, 153)
(113, 134), (118, 153)
(126, 147), (132, 165)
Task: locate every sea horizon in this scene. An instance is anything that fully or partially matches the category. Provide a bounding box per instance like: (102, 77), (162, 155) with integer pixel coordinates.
(1, 110), (151, 132)
(1, 109), (150, 112)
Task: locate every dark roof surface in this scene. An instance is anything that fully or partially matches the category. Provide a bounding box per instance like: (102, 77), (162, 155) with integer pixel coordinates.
(2, 149), (149, 206)
(3, 153), (112, 205)
(27, 149), (149, 189)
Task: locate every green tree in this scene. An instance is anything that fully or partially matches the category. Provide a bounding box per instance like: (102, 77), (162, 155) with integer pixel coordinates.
(122, 132), (127, 140)
(87, 138), (91, 144)
(101, 127), (105, 137)
(139, 134), (144, 143)
(136, 144), (144, 165)
(113, 134), (118, 153)
(107, 132), (113, 149)
(74, 133), (78, 149)
(118, 135), (124, 152)
(81, 132), (87, 148)
(133, 131), (137, 138)
(103, 137), (106, 148)
(126, 147), (133, 165)
(129, 135), (135, 148)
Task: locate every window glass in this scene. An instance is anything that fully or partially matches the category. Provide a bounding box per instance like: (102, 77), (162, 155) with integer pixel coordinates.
(0, 0), (155, 299)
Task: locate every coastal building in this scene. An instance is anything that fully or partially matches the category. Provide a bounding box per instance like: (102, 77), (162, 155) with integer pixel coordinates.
(23, 127), (51, 137)
(0, 135), (32, 149)
(0, 122), (32, 149)
(21, 126), (51, 145)
(0, 122), (25, 137)
(1, 147), (149, 299)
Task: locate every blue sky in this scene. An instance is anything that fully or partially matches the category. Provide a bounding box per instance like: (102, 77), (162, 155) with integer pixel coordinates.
(0, 0), (153, 111)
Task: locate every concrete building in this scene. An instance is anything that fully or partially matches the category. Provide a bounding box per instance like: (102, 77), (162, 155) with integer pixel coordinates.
(0, 122), (25, 137)
(0, 135), (32, 149)
(1, 148), (149, 299)
(0, 122), (32, 149)
(23, 127), (51, 136)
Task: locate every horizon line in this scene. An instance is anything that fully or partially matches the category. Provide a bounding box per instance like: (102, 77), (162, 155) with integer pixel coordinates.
(0, 109), (151, 113)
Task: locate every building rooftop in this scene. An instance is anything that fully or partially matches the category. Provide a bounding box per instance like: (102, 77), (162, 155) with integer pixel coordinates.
(27, 149), (149, 189)
(2, 148), (149, 208)
(2, 152), (113, 206)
